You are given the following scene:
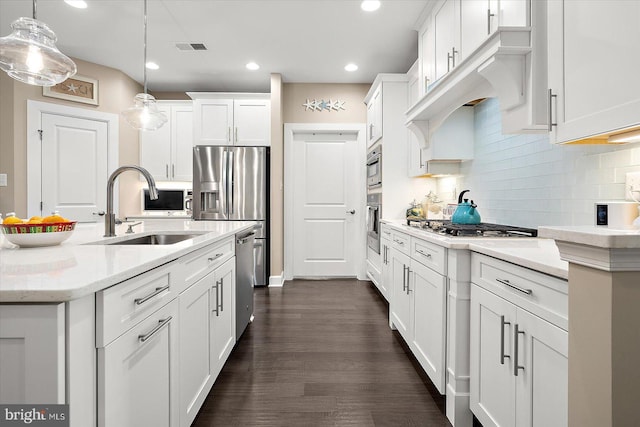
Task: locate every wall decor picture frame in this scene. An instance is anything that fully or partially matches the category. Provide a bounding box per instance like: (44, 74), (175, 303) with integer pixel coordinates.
(43, 75), (99, 106)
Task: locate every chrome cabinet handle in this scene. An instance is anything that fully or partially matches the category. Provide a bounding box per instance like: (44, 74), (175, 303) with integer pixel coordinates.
(219, 277), (224, 312)
(165, 164), (169, 178)
(138, 316), (172, 343)
(134, 285), (170, 305)
(513, 324), (525, 376)
(213, 280), (220, 316)
(496, 278), (533, 295)
(393, 239), (405, 246)
(234, 127), (238, 143)
(416, 249), (432, 258)
(228, 127), (232, 142)
(92, 211), (105, 216)
(500, 315), (511, 364)
(402, 265), (407, 292)
(208, 253), (224, 262)
(172, 164), (175, 178)
(451, 47), (458, 68)
(406, 267), (412, 294)
(424, 76), (430, 93)
(346, 209), (356, 215)
(487, 9), (495, 35)
(548, 89), (558, 131)
(447, 52), (452, 72)
(369, 123), (373, 139)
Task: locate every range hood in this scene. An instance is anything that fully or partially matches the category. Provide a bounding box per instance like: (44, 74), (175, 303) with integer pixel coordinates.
(406, 21), (548, 147)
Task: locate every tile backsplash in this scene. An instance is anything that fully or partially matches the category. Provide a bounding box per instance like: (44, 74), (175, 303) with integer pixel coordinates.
(439, 98), (640, 228)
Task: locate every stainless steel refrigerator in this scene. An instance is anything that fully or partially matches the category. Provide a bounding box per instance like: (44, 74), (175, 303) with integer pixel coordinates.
(192, 145), (269, 288)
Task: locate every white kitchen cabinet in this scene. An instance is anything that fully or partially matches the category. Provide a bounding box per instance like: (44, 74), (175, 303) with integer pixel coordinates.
(461, 0), (528, 59)
(210, 256), (236, 379)
(470, 253), (568, 427)
(548, 1), (640, 144)
(380, 235), (392, 301)
(434, 0), (459, 82)
(98, 299), (179, 427)
(407, 61), (428, 177)
(366, 85), (383, 147)
(179, 272), (213, 427)
(419, 16), (435, 95)
(0, 304), (65, 404)
(140, 101), (193, 182)
(190, 94), (271, 146)
(388, 230), (448, 394)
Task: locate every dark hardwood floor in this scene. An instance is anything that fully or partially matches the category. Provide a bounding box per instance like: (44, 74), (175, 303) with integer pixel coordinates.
(192, 279), (452, 427)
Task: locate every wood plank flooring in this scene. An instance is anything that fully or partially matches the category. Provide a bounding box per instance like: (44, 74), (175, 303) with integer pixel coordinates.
(192, 279), (451, 427)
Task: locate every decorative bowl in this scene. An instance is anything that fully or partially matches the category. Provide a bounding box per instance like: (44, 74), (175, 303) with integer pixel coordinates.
(1, 222), (77, 247)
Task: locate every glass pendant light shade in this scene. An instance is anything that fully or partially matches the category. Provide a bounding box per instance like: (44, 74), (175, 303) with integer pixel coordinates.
(122, 93), (167, 131)
(0, 17), (77, 86)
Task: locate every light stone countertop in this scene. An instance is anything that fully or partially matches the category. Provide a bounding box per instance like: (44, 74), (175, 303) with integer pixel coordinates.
(383, 220), (568, 279)
(0, 219), (256, 303)
(539, 225), (640, 248)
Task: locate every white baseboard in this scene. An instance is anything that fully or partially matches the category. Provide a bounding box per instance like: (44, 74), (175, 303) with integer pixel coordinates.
(268, 272), (285, 287)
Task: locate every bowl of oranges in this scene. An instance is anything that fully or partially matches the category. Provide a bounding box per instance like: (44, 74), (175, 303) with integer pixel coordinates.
(1, 213), (76, 247)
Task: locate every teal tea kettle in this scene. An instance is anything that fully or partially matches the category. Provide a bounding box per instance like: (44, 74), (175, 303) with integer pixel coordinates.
(451, 190), (481, 225)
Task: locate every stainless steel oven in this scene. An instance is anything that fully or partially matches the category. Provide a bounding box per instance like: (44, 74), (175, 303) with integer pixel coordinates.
(367, 193), (381, 254)
(367, 146), (382, 189)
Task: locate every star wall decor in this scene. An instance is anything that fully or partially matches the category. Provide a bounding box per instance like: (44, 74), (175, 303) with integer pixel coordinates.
(303, 98), (346, 112)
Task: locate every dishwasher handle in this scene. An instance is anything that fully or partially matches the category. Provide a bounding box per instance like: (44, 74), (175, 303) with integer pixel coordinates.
(237, 231), (256, 245)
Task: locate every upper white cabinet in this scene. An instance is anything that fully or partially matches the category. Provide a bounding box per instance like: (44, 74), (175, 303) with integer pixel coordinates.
(434, 0), (459, 82)
(189, 93), (271, 146)
(366, 85), (383, 146)
(140, 101), (193, 181)
(548, 1), (640, 144)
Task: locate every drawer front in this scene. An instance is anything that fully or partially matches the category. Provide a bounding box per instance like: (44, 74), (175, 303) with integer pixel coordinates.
(97, 261), (178, 347)
(411, 237), (446, 274)
(471, 253), (568, 329)
(180, 237), (235, 292)
(380, 224), (393, 241)
(391, 231), (410, 255)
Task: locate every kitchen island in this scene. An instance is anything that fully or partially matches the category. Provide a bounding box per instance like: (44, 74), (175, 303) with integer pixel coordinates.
(0, 219), (255, 427)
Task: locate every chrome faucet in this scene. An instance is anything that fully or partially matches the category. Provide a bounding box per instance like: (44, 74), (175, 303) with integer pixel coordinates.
(105, 165), (158, 237)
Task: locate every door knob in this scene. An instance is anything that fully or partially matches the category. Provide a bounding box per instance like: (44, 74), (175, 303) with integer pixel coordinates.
(346, 210), (356, 214)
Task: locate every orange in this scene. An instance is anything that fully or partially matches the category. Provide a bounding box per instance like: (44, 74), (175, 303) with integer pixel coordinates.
(3, 215), (24, 225)
(42, 214), (66, 223)
(27, 216), (43, 224)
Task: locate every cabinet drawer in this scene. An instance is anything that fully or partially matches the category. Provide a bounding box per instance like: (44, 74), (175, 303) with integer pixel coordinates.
(471, 253), (568, 329)
(380, 224), (393, 241)
(411, 237), (446, 274)
(180, 237), (235, 292)
(391, 231), (410, 255)
(97, 262), (179, 347)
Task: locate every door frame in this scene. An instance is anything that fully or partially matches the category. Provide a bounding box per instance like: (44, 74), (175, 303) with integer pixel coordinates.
(26, 100), (119, 217)
(283, 123), (367, 281)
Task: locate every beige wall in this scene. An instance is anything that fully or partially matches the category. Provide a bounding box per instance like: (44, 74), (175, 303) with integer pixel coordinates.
(265, 82), (369, 279)
(0, 58), (142, 218)
(283, 83), (369, 123)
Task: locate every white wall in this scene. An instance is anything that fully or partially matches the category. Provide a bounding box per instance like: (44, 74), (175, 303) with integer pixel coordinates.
(439, 98), (640, 228)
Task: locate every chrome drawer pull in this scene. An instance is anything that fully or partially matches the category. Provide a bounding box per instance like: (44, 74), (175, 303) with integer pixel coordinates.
(208, 253), (224, 262)
(416, 249), (432, 258)
(219, 277), (224, 312)
(513, 324), (525, 376)
(394, 239), (405, 246)
(500, 315), (511, 364)
(496, 278), (532, 295)
(134, 285), (170, 305)
(212, 280), (220, 316)
(138, 316), (172, 343)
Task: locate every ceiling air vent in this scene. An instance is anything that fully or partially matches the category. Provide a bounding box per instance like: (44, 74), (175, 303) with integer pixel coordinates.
(175, 43), (208, 51)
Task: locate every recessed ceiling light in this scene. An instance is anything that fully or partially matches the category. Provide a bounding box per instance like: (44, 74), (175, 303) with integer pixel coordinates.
(246, 62), (260, 71)
(64, 0), (88, 9)
(361, 1), (381, 12)
(145, 62), (159, 70)
(345, 63), (358, 72)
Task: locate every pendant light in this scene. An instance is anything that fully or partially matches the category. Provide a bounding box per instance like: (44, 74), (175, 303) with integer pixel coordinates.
(121, 0), (167, 131)
(0, 0), (77, 86)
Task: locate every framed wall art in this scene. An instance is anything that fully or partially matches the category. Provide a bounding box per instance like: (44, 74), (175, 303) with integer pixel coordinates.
(43, 75), (99, 106)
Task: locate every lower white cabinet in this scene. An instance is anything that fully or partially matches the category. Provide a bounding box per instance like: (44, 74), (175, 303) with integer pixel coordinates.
(470, 254), (568, 427)
(211, 257), (236, 379)
(389, 230), (447, 393)
(380, 236), (392, 300)
(98, 299), (179, 427)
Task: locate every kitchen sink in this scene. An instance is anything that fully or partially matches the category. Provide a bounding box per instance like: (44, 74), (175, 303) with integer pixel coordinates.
(98, 233), (203, 245)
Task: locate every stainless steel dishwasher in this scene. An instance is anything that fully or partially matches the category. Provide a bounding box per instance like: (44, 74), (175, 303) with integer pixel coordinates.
(235, 230), (256, 339)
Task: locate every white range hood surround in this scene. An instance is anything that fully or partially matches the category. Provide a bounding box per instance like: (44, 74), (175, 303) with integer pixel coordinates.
(406, 24), (548, 147)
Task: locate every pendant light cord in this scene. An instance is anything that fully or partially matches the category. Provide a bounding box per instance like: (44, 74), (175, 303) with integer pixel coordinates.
(32, 0), (37, 19)
(143, 0), (148, 95)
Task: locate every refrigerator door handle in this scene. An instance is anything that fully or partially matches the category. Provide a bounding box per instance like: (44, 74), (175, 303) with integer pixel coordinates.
(222, 149), (229, 216)
(229, 149), (235, 215)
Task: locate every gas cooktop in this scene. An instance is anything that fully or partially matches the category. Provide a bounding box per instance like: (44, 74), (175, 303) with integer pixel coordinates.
(406, 219), (538, 237)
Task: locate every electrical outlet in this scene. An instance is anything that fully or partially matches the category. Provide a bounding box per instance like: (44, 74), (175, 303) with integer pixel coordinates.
(625, 172), (640, 201)
(0, 174), (7, 187)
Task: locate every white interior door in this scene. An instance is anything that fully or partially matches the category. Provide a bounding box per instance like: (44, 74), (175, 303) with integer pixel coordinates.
(41, 113), (108, 222)
(290, 131), (360, 277)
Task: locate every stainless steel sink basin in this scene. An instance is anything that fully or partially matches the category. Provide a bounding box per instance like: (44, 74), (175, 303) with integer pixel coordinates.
(101, 233), (202, 245)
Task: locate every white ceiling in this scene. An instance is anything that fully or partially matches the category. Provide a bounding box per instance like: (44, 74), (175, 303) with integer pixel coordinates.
(0, 0), (428, 92)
